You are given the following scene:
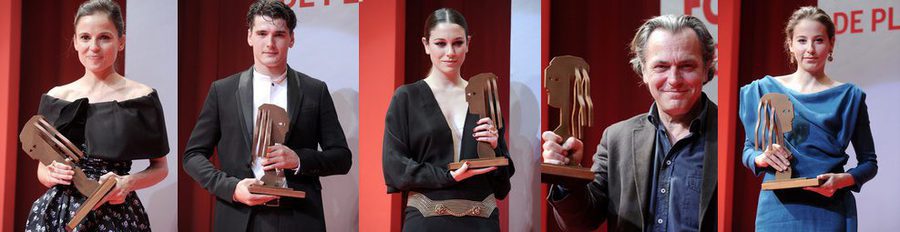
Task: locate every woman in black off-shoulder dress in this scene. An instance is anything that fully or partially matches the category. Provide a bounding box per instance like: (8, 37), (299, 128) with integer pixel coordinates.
(24, 1), (169, 231)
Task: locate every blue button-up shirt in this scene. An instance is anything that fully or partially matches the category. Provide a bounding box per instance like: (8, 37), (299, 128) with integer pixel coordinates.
(647, 98), (708, 232)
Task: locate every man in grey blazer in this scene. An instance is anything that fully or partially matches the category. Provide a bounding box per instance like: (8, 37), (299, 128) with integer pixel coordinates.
(183, 1), (351, 231)
(542, 15), (717, 232)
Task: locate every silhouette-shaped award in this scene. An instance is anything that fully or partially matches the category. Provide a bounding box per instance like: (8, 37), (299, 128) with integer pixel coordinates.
(20, 115), (117, 231)
(540, 56), (595, 181)
(248, 104), (306, 205)
(447, 73), (510, 170)
(756, 93), (823, 190)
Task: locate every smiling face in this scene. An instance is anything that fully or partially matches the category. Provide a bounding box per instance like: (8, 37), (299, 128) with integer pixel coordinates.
(641, 29), (706, 118)
(422, 23), (470, 77)
(248, 16), (294, 74)
(73, 13), (124, 75)
(789, 19), (834, 74)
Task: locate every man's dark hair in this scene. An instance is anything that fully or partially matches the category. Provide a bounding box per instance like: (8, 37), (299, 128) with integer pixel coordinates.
(247, 0), (297, 31)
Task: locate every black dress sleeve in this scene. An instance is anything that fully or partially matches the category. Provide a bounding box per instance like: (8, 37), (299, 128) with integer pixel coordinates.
(490, 127), (514, 200)
(382, 87), (457, 193)
(92, 90), (169, 160)
(38, 95), (89, 147)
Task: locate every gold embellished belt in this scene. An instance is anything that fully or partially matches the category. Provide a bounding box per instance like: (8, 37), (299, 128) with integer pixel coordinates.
(406, 192), (497, 218)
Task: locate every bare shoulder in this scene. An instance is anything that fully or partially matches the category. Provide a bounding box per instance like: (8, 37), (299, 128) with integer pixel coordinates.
(123, 78), (155, 99)
(45, 82), (81, 100)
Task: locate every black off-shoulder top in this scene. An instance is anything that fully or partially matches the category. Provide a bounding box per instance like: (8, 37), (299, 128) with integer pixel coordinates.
(38, 89), (170, 161)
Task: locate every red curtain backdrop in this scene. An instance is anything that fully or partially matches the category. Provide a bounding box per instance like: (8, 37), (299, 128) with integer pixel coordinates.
(177, 0), (255, 231)
(0, 0), (22, 231)
(540, 1), (549, 231)
(14, 1), (126, 231)
(543, 1), (660, 231)
(729, 1), (816, 231)
(402, 1), (512, 230)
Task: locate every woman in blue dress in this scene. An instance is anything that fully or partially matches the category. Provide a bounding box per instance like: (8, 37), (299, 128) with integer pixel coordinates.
(739, 6), (878, 231)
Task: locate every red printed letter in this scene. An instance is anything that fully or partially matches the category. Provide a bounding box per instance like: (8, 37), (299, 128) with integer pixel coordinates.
(684, 0), (700, 15)
(851, 10), (863, 33)
(834, 12), (848, 34)
(703, 0), (718, 24)
(282, 0), (296, 8)
(873, 8), (886, 32)
(891, 7), (900, 30)
(299, 0), (314, 8)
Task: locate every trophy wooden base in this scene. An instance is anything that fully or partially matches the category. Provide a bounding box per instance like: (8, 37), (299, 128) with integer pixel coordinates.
(67, 178), (117, 232)
(761, 177), (823, 190)
(540, 163), (594, 183)
(447, 157), (509, 170)
(249, 184), (307, 199)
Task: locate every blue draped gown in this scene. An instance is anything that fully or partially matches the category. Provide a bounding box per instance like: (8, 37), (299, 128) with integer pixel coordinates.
(739, 76), (878, 231)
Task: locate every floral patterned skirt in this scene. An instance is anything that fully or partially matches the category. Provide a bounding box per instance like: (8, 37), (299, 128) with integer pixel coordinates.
(25, 158), (150, 232)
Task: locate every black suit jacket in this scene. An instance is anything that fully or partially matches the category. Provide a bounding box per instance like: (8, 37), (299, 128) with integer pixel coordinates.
(550, 99), (717, 232)
(183, 67), (352, 232)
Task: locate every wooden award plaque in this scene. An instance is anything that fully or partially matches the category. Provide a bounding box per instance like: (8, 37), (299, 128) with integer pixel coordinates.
(19, 115), (117, 231)
(447, 73), (510, 170)
(540, 56), (595, 182)
(67, 178), (116, 231)
(248, 104), (306, 203)
(755, 93), (823, 190)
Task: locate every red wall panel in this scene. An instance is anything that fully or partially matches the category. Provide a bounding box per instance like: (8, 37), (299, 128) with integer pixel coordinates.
(177, 1), (254, 231)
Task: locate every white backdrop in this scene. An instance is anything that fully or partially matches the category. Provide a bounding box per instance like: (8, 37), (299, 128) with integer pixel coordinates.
(509, 0), (542, 231)
(818, 1), (900, 231)
(662, 0), (719, 103)
(287, 2), (360, 231)
(125, 1), (178, 231)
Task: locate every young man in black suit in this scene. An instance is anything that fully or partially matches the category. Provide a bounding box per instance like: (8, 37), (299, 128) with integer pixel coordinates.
(183, 1), (351, 231)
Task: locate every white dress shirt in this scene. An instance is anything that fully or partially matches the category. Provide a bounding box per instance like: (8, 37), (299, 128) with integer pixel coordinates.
(251, 69), (289, 179)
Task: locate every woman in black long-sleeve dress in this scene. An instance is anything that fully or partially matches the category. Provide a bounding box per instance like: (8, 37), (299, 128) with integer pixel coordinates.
(382, 8), (515, 231)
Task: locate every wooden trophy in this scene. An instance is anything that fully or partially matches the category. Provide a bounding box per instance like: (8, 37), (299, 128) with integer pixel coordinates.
(447, 73), (510, 170)
(247, 104), (306, 205)
(19, 115), (118, 231)
(756, 93), (823, 190)
(540, 56), (595, 182)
